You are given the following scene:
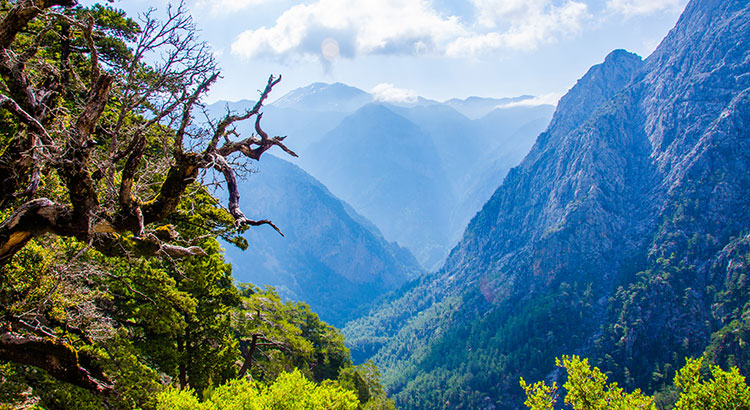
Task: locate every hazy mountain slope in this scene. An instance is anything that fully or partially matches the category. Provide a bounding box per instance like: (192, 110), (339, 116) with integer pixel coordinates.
(300, 104), (454, 269)
(223, 155), (421, 327)
(390, 102), (555, 253)
(344, 0), (750, 408)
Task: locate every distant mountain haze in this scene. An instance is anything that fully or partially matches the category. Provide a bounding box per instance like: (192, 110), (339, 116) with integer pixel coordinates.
(210, 84), (554, 271)
(344, 0), (750, 408)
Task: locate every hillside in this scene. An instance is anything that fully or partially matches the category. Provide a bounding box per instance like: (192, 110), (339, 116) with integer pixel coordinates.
(300, 104), (454, 268)
(344, 0), (750, 408)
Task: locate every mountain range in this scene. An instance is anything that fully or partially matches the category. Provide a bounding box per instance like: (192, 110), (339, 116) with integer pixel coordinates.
(211, 84), (554, 271)
(343, 0), (750, 408)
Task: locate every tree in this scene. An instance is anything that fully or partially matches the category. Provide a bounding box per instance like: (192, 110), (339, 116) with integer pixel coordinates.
(233, 285), (313, 382)
(0, 0), (295, 398)
(673, 357), (750, 410)
(110, 188), (243, 397)
(232, 286), (353, 384)
(155, 369), (360, 410)
(338, 362), (397, 410)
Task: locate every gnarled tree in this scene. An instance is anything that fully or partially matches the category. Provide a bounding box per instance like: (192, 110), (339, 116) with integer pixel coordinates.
(0, 0), (294, 396)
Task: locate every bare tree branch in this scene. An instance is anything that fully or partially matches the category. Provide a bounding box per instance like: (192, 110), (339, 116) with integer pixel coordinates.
(210, 153), (284, 235)
(0, 94), (52, 144)
(0, 0), (295, 274)
(0, 198), (72, 262)
(0, 0), (76, 49)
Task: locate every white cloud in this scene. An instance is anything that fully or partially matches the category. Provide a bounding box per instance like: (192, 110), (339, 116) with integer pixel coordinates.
(194, 0), (273, 15)
(232, 0), (463, 59)
(607, 0), (684, 16)
(231, 0), (590, 61)
(497, 92), (562, 108)
(445, 33), (502, 57)
(372, 83), (419, 104)
(471, 0), (549, 28)
(447, 0), (588, 56)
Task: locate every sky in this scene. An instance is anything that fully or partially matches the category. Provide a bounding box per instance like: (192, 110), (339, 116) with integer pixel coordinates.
(102, 0), (688, 104)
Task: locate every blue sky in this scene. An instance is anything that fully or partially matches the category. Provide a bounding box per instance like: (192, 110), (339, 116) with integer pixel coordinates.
(105, 0), (687, 104)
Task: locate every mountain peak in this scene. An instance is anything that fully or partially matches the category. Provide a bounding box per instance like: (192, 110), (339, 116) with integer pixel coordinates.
(604, 48), (641, 64)
(443, 95), (538, 119)
(271, 82), (372, 112)
(544, 49), (643, 139)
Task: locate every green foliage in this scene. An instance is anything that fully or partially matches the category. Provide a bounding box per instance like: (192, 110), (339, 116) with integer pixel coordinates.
(346, 280), (596, 409)
(0, 191), (241, 407)
(155, 370), (359, 410)
(233, 285), (352, 383)
(519, 377), (557, 410)
(521, 356), (750, 410)
(557, 355), (654, 410)
(673, 357), (750, 410)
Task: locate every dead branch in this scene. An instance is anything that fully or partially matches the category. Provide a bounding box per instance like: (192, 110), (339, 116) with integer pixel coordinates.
(0, 0), (294, 277)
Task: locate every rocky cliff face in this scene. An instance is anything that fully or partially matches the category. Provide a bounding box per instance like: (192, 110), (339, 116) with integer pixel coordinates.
(345, 0), (750, 407)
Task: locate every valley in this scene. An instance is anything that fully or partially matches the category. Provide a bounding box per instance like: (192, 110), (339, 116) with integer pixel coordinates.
(1, 0), (748, 408)
(222, 0), (750, 407)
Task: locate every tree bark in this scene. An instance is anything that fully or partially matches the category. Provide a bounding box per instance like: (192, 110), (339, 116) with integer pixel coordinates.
(0, 0), (76, 50)
(0, 331), (112, 393)
(237, 334), (259, 378)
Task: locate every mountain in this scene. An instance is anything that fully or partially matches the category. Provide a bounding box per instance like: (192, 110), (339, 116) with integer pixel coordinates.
(300, 104), (454, 269)
(213, 84), (554, 270)
(385, 102), (555, 256)
(222, 155), (421, 327)
(271, 82), (372, 112)
(344, 0), (750, 408)
(443, 95), (536, 119)
(206, 98), (349, 156)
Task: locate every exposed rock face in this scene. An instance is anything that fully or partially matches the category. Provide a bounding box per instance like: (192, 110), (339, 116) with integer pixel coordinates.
(344, 0), (750, 408)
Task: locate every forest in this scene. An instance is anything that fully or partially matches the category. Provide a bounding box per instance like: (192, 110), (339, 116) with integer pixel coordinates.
(0, 1), (393, 408)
